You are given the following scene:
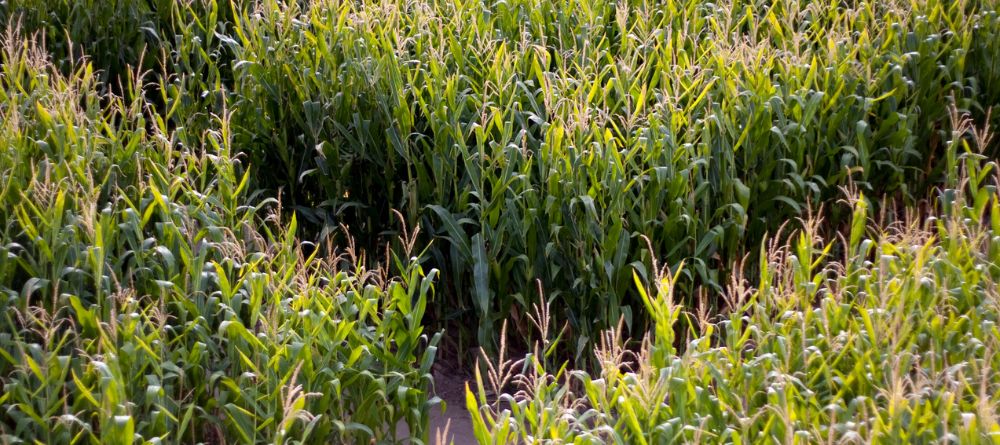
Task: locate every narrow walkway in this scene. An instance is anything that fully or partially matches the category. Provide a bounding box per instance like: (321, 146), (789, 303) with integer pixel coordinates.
(429, 369), (475, 444)
(398, 368), (476, 444)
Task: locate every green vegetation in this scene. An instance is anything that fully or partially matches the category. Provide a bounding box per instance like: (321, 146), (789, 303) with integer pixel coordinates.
(0, 27), (438, 444)
(228, 0), (1000, 358)
(0, 0), (998, 442)
(468, 130), (1000, 442)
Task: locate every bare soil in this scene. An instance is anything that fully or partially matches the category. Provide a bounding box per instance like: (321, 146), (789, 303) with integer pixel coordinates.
(428, 368), (476, 444)
(397, 366), (476, 444)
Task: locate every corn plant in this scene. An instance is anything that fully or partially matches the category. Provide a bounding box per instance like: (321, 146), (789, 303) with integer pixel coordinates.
(467, 115), (1000, 443)
(10, 0), (999, 363)
(0, 27), (440, 444)
(3, 0), (1000, 442)
(223, 0), (1000, 362)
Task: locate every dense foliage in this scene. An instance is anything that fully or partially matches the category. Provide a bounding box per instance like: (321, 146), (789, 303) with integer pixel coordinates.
(468, 132), (1000, 443)
(5, 0), (999, 360)
(225, 0), (1000, 358)
(0, 0), (999, 442)
(0, 29), (439, 444)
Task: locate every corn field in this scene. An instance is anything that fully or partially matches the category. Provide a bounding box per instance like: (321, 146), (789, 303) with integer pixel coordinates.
(0, 0), (999, 443)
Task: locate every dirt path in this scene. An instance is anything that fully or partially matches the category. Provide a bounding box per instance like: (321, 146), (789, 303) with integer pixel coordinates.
(428, 369), (476, 444)
(398, 368), (476, 444)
